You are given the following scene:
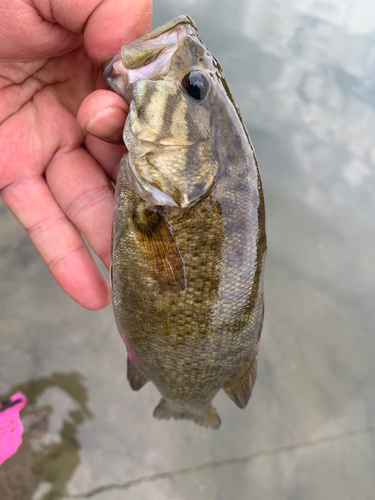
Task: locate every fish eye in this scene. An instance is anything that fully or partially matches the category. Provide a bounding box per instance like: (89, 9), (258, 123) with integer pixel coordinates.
(181, 71), (209, 101)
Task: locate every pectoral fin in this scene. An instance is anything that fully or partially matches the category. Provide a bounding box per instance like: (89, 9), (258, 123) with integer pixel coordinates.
(224, 358), (257, 409)
(133, 203), (186, 292)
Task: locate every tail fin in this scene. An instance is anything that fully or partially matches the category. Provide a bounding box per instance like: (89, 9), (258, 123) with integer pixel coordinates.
(153, 398), (221, 429)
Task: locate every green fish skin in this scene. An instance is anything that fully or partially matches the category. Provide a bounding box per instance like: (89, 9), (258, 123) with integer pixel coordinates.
(104, 15), (266, 429)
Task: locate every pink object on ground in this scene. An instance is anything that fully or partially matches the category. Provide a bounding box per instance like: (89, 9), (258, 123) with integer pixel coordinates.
(0, 392), (27, 466)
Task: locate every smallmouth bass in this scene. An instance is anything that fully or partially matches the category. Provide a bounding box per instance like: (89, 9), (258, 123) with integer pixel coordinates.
(104, 15), (266, 428)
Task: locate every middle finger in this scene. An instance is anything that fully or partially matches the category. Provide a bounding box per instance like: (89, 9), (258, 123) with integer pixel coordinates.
(46, 146), (115, 269)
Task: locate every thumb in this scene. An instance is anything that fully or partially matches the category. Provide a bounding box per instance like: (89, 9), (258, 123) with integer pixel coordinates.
(78, 89), (128, 143)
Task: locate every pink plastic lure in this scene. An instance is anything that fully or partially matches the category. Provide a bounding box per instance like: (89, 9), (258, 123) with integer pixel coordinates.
(0, 392), (27, 465)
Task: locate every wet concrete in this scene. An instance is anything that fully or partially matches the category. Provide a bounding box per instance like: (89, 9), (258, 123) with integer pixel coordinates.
(1, 0), (375, 499)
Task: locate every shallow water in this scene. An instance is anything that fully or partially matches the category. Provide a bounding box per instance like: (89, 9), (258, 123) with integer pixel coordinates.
(1, 1), (375, 498)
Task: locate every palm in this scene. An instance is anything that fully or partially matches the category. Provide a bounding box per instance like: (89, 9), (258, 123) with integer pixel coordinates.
(1, 47), (97, 183)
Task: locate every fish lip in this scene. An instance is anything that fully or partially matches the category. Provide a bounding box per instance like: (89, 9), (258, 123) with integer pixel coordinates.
(102, 56), (114, 79)
(103, 52), (130, 99)
(103, 52), (127, 80)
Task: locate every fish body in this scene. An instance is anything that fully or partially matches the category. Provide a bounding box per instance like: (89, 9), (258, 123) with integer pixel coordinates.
(104, 16), (266, 428)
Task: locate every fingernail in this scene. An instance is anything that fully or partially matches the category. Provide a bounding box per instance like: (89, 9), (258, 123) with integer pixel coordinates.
(94, 135), (124, 145)
(86, 107), (126, 138)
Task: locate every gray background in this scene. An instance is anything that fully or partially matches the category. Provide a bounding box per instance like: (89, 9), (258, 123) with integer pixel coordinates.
(1, 0), (375, 499)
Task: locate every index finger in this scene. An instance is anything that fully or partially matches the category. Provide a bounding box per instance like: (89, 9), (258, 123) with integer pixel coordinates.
(33, 0), (153, 65)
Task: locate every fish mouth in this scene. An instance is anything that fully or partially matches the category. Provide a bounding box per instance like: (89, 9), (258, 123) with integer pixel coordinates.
(103, 15), (197, 100)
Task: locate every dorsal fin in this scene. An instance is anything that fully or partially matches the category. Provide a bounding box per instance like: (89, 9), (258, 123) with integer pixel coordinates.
(223, 358), (257, 408)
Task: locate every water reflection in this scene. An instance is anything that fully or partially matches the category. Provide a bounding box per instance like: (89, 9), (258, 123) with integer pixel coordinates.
(0, 374), (92, 500)
(161, 0), (375, 212)
(236, 0), (375, 213)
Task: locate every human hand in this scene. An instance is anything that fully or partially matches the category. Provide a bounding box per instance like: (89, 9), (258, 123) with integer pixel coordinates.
(0, 0), (152, 309)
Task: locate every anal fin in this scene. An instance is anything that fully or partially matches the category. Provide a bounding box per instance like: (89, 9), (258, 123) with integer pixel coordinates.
(223, 358), (257, 409)
(127, 360), (148, 391)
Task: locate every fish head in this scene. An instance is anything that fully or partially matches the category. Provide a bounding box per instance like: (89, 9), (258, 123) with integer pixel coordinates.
(103, 16), (223, 209)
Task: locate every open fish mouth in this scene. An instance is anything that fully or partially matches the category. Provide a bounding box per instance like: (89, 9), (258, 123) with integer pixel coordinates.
(103, 16), (197, 101)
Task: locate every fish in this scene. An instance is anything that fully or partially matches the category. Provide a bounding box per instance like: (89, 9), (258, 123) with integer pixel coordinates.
(103, 15), (266, 428)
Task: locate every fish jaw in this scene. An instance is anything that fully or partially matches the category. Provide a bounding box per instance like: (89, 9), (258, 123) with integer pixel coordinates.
(103, 16), (197, 102)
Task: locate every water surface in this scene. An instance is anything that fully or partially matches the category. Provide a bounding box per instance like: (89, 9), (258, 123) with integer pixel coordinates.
(1, 1), (375, 498)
